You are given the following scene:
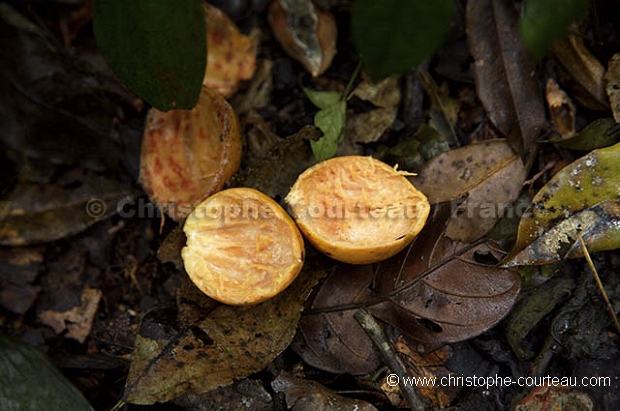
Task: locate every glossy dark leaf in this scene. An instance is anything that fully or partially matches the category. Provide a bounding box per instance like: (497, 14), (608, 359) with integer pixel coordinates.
(520, 0), (589, 59)
(467, 0), (546, 170)
(352, 0), (454, 81)
(370, 205), (521, 352)
(0, 335), (94, 411)
(92, 0), (206, 111)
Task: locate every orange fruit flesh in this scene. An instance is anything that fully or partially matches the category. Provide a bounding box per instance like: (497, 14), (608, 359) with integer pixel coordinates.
(285, 156), (430, 264)
(182, 188), (305, 305)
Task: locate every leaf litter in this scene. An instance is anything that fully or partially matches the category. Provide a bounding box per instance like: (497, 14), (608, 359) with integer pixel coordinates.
(4, 1), (620, 410)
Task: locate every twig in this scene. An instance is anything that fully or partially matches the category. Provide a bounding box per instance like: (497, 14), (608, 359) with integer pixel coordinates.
(353, 308), (430, 411)
(577, 233), (620, 335)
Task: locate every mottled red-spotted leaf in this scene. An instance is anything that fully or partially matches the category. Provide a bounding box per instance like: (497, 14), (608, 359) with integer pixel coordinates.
(292, 264), (381, 375)
(370, 205), (521, 352)
(123, 269), (324, 404)
(467, 0), (546, 170)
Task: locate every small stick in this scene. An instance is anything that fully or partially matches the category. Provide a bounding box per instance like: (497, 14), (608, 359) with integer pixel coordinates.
(354, 308), (429, 411)
(578, 233), (620, 336)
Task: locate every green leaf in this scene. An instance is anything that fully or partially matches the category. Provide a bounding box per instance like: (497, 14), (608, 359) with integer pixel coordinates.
(0, 335), (94, 411)
(520, 0), (589, 60)
(503, 142), (620, 267)
(302, 88), (341, 110)
(310, 101), (346, 161)
(92, 0), (206, 111)
(352, 0), (454, 81)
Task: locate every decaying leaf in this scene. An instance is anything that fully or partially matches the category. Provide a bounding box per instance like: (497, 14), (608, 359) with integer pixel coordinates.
(123, 269), (324, 404)
(546, 78), (576, 138)
(503, 142), (620, 267)
(467, 0), (546, 170)
(292, 265), (381, 375)
(0, 175), (135, 246)
(347, 76), (401, 144)
(551, 31), (608, 111)
(268, 0), (337, 77)
(272, 371), (378, 411)
(411, 140), (527, 242)
(203, 3), (256, 97)
(552, 118), (620, 151)
(604, 53), (620, 122)
(370, 205), (521, 352)
(39, 287), (102, 344)
(139, 85), (242, 221)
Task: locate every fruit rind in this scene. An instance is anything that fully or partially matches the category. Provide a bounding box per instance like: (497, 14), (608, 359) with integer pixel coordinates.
(285, 156), (430, 264)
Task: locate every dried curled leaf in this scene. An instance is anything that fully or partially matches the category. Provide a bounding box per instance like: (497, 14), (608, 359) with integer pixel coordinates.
(546, 78), (576, 138)
(551, 31), (608, 111)
(139, 85), (242, 221)
(411, 140), (526, 242)
(203, 3), (256, 97)
(268, 0), (337, 77)
(371, 205), (521, 352)
(503, 142), (620, 266)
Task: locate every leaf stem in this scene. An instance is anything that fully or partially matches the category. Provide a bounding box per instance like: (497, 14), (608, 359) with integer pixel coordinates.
(343, 60), (363, 100)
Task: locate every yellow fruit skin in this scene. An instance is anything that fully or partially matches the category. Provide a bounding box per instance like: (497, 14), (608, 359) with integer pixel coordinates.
(140, 86), (242, 221)
(285, 156), (430, 264)
(182, 188), (305, 305)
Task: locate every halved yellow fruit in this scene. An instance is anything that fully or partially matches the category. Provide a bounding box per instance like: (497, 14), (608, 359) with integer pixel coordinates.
(182, 188), (305, 305)
(285, 156), (430, 264)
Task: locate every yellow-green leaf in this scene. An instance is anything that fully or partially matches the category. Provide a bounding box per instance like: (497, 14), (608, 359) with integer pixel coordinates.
(503, 142), (620, 266)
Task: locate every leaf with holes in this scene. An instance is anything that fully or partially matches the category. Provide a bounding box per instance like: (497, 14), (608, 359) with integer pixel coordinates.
(370, 204), (521, 352)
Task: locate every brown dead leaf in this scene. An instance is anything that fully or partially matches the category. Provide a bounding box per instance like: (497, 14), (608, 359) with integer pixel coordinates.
(467, 0), (546, 170)
(552, 31), (608, 111)
(292, 264), (381, 375)
(411, 139), (526, 242)
(272, 371), (378, 411)
(370, 204), (521, 352)
(604, 53), (620, 123)
(546, 78), (576, 138)
(39, 287), (102, 343)
(123, 268), (324, 405)
(203, 4), (257, 97)
(347, 76), (401, 144)
(268, 0), (337, 77)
